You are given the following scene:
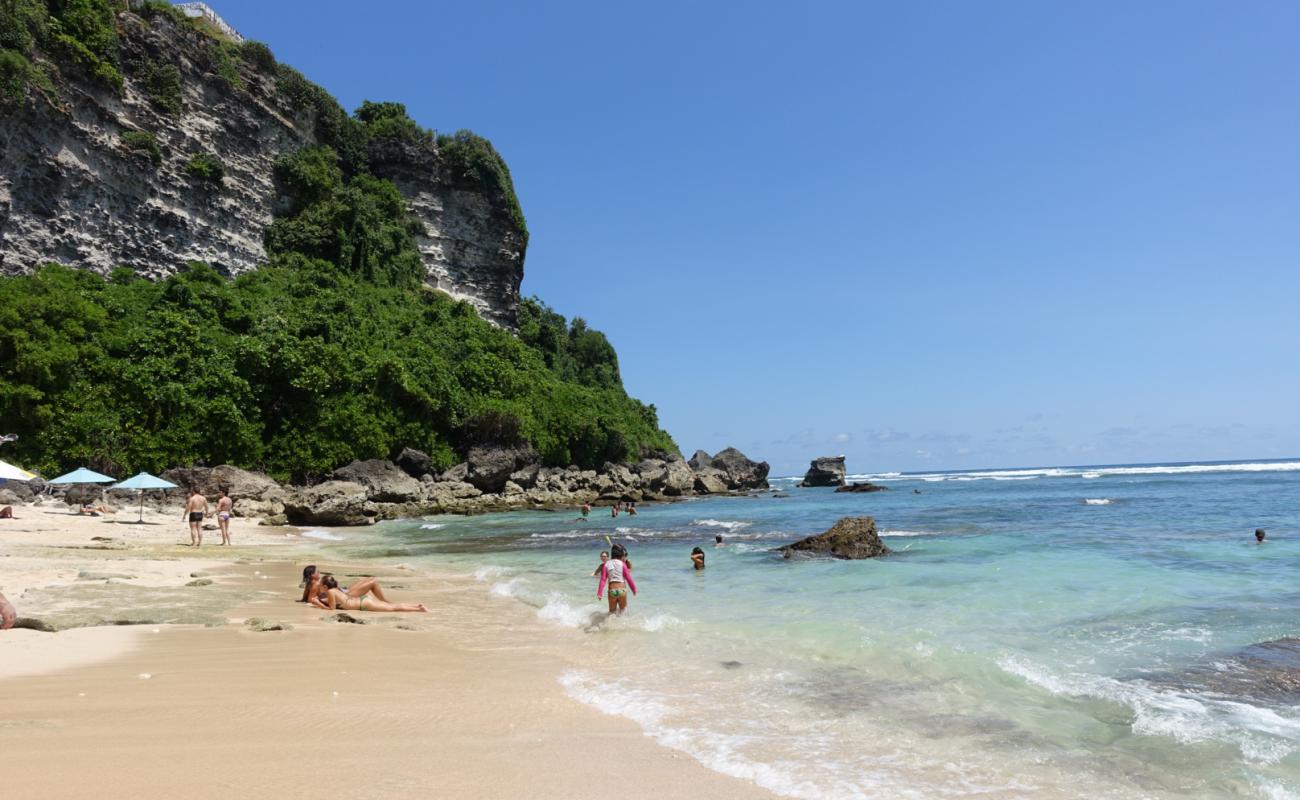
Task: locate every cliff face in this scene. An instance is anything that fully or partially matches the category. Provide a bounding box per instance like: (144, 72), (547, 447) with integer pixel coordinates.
(0, 9), (526, 327)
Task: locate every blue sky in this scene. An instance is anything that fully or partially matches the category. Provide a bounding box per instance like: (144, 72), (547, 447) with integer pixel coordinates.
(213, 1), (1300, 476)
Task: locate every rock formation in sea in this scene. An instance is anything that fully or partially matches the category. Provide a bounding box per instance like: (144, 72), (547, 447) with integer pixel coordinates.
(800, 456), (847, 487)
(0, 7), (525, 327)
(834, 482), (888, 493)
(779, 517), (891, 559)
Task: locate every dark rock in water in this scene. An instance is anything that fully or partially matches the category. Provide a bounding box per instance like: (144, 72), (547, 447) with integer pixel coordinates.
(186, 578), (214, 587)
(13, 617), (55, 632)
(721, 660), (743, 670)
(1161, 638), (1300, 703)
(244, 617), (292, 632)
(801, 456), (847, 487)
(331, 459), (423, 503)
(688, 449), (714, 471)
(710, 447), (770, 490)
(835, 482), (889, 493)
(326, 612), (367, 625)
(773, 493), (791, 498)
(779, 516), (890, 560)
(692, 469), (731, 495)
(395, 447), (433, 478)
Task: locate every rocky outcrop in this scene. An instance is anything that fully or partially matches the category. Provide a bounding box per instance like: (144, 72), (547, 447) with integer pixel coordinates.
(835, 482), (888, 493)
(688, 450), (713, 471)
(462, 445), (539, 494)
(709, 447), (770, 490)
(331, 459), (423, 503)
(283, 480), (372, 526)
(394, 447), (433, 478)
(0, 8), (525, 327)
(160, 464), (287, 518)
(801, 456), (847, 487)
(779, 517), (890, 560)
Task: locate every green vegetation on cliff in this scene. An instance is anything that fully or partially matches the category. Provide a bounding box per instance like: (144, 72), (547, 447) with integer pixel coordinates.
(0, 0), (675, 480)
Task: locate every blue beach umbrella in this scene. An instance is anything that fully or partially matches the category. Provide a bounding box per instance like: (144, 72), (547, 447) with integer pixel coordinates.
(110, 472), (180, 523)
(48, 467), (116, 484)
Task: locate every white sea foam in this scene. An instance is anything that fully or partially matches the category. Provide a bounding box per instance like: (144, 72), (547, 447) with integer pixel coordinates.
(999, 656), (1300, 763)
(418, 523), (444, 530)
(536, 594), (602, 628)
(692, 519), (752, 531)
(490, 578), (525, 598)
(472, 565), (510, 581)
(300, 529), (343, 541)
(880, 529), (941, 537)
(1084, 498), (1113, 505)
(846, 460), (1300, 484)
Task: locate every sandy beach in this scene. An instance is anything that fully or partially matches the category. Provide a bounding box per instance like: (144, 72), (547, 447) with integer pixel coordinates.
(0, 503), (773, 799)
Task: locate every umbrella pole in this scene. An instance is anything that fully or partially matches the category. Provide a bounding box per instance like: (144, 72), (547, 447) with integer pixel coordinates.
(138, 490), (144, 523)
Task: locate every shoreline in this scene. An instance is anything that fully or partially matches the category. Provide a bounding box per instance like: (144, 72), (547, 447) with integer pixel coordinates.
(0, 504), (775, 799)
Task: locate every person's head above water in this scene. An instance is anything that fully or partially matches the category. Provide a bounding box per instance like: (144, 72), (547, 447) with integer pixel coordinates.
(599, 550), (609, 561)
(715, 534), (723, 544)
(1256, 528), (1267, 542)
(611, 543), (627, 560)
(691, 546), (704, 556)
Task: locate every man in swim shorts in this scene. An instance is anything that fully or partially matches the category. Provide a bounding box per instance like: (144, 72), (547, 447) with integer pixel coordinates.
(215, 488), (234, 546)
(183, 488), (208, 547)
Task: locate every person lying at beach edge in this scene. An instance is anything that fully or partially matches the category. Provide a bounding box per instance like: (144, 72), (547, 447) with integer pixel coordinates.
(317, 575), (428, 613)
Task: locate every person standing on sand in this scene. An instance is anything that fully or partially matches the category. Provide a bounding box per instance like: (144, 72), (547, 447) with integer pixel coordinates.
(215, 488), (234, 546)
(0, 591), (15, 630)
(184, 488), (208, 547)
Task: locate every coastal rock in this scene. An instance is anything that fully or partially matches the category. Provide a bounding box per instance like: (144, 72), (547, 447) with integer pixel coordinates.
(0, 488), (22, 506)
(663, 459), (696, 496)
(465, 446), (538, 493)
(245, 617), (292, 632)
(440, 462), (470, 482)
(63, 484), (104, 507)
(259, 514), (288, 526)
(835, 482), (888, 493)
(283, 481), (372, 526)
(779, 516), (891, 560)
(709, 447), (770, 490)
(801, 456), (847, 487)
(395, 447), (434, 478)
(330, 459), (423, 503)
(509, 462), (540, 489)
(161, 465), (287, 516)
(693, 469), (731, 495)
(688, 450), (714, 471)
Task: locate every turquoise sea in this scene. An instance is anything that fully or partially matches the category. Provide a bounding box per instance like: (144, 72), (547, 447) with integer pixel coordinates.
(325, 459), (1300, 798)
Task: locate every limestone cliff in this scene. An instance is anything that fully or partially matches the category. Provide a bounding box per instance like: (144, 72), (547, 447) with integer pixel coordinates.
(0, 5), (526, 327)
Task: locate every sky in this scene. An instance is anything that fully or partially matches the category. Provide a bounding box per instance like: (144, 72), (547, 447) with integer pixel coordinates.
(211, 0), (1300, 477)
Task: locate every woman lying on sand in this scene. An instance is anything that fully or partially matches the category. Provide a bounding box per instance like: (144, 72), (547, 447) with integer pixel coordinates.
(300, 565), (396, 607)
(316, 575), (428, 613)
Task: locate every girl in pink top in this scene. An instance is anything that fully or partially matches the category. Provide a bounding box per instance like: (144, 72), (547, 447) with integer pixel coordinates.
(596, 543), (637, 615)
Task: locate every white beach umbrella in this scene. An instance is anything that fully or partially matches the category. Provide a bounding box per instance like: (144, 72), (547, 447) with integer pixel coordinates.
(0, 459), (38, 482)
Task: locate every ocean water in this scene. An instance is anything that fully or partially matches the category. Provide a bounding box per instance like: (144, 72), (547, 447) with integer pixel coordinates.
(341, 459), (1300, 798)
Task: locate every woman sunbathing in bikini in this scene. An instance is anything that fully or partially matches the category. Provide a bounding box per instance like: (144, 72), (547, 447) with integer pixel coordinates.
(301, 565), (398, 607)
(317, 575), (428, 613)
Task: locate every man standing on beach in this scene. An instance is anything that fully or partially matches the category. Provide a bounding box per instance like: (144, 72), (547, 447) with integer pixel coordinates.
(184, 488), (208, 547)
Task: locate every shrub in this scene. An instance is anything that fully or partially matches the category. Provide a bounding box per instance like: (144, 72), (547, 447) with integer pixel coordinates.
(437, 130), (526, 235)
(137, 58), (182, 114)
(185, 152), (225, 183)
(239, 40), (275, 72)
(0, 48), (32, 103)
(0, 0), (49, 52)
(211, 42), (243, 89)
(356, 100), (433, 146)
(120, 130), (162, 165)
(136, 0), (188, 26)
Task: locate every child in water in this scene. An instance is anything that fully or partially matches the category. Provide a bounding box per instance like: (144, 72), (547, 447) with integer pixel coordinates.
(597, 543), (637, 615)
(592, 550), (609, 577)
(691, 546), (706, 570)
